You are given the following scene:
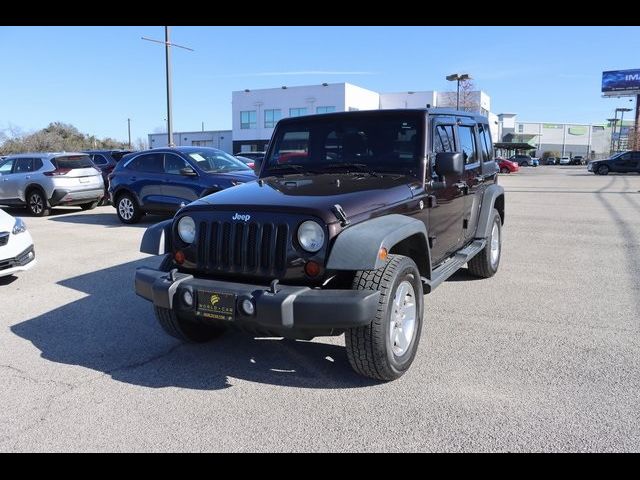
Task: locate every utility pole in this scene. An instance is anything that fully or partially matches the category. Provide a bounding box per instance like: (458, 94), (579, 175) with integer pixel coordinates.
(127, 118), (131, 149)
(142, 27), (194, 148)
(609, 110), (619, 155)
(635, 94), (640, 150)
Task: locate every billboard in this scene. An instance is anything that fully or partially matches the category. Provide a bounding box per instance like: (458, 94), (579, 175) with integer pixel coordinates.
(602, 69), (640, 96)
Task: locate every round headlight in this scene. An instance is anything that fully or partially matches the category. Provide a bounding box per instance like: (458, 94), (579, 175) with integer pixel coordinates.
(177, 216), (196, 244)
(297, 221), (324, 253)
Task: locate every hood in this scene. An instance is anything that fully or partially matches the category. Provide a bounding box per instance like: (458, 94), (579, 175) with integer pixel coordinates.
(0, 209), (15, 231)
(203, 169), (257, 182)
(189, 173), (415, 224)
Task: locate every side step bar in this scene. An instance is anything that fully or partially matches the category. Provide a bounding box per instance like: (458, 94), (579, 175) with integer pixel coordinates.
(422, 239), (486, 293)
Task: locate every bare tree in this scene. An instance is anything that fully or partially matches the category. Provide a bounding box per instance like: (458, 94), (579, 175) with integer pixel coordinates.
(443, 79), (478, 112)
(134, 137), (148, 150)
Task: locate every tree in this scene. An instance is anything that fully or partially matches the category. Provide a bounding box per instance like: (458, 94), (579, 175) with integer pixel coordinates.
(0, 122), (128, 155)
(134, 137), (148, 150)
(444, 78), (478, 112)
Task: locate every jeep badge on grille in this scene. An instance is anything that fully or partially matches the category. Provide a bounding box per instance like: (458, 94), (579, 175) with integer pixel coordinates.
(232, 213), (251, 222)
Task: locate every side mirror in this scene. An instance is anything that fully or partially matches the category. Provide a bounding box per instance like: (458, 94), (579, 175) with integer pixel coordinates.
(180, 167), (197, 176)
(434, 152), (464, 177)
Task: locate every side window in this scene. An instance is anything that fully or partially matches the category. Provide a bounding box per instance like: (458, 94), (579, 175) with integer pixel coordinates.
(128, 153), (163, 173)
(14, 158), (34, 173)
(457, 125), (478, 165)
(433, 125), (455, 153)
(478, 124), (493, 162)
(164, 154), (189, 174)
(0, 159), (15, 174)
(92, 154), (108, 166)
(33, 159), (43, 171)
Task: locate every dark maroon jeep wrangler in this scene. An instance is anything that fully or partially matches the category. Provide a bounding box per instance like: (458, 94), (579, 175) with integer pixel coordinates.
(135, 109), (505, 381)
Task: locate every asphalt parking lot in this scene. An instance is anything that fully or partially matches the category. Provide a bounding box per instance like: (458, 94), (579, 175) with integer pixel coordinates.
(1, 166), (639, 452)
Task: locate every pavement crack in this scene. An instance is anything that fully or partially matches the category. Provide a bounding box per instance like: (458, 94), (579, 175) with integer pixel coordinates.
(103, 343), (184, 376)
(0, 364), (75, 388)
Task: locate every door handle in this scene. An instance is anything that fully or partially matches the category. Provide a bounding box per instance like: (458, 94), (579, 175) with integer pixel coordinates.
(26, 175), (31, 179)
(474, 176), (485, 183)
(130, 177), (137, 181)
(454, 182), (467, 189)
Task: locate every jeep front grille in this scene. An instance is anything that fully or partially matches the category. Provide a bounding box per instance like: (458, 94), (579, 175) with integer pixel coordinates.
(196, 221), (289, 275)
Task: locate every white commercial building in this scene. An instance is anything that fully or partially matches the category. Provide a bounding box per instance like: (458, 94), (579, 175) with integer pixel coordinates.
(496, 113), (612, 159)
(231, 82), (494, 153)
(148, 130), (232, 152)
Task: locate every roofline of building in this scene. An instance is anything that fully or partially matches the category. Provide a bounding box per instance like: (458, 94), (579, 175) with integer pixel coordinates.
(148, 130), (231, 136)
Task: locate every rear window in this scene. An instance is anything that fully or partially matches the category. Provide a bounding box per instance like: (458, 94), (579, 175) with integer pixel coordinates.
(111, 151), (132, 161)
(53, 155), (94, 169)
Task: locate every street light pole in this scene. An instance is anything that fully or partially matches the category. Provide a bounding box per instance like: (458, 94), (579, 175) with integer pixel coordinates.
(446, 73), (471, 111)
(609, 112), (618, 155)
(142, 27), (194, 148)
(127, 118), (131, 149)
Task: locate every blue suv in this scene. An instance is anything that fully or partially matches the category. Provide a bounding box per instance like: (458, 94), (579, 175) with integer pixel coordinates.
(109, 147), (256, 223)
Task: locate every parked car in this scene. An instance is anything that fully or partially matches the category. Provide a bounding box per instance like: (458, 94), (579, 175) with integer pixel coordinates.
(108, 147), (257, 224)
(559, 156), (571, 165)
(0, 209), (36, 278)
(545, 157), (557, 165)
(235, 155), (255, 170)
(83, 150), (133, 205)
(571, 155), (584, 165)
(509, 154), (533, 167)
(0, 153), (104, 216)
(497, 157), (519, 173)
(135, 108), (506, 381)
(531, 157), (540, 167)
(587, 151), (640, 175)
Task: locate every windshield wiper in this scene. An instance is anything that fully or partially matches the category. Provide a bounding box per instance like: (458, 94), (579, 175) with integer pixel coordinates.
(322, 163), (378, 177)
(266, 164), (315, 175)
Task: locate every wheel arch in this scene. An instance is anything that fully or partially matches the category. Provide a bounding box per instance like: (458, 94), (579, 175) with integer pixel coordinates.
(476, 184), (505, 239)
(326, 214), (432, 280)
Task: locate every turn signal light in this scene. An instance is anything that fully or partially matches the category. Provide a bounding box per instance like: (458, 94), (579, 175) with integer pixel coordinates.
(378, 248), (388, 261)
(174, 250), (185, 264)
(304, 260), (320, 277)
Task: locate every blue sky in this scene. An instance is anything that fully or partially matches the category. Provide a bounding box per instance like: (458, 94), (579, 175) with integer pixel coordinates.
(1, 26), (639, 143)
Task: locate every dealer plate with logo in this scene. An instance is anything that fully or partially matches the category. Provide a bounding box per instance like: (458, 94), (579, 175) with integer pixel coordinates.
(196, 290), (236, 321)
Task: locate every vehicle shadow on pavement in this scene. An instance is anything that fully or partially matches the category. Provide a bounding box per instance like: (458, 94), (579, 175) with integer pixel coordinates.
(10, 257), (377, 390)
(445, 268), (482, 282)
(47, 211), (171, 228)
(0, 275), (19, 286)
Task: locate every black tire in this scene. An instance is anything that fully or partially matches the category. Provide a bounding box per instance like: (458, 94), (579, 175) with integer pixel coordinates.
(598, 165), (609, 176)
(500, 167), (509, 174)
(80, 201), (98, 211)
(26, 188), (50, 217)
(115, 192), (142, 224)
(345, 254), (424, 382)
(467, 208), (502, 278)
(154, 253), (227, 342)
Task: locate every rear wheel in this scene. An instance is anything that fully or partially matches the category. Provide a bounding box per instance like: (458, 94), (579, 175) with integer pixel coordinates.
(26, 189), (50, 217)
(598, 165), (609, 175)
(116, 192), (142, 224)
(153, 254), (227, 342)
(345, 255), (424, 381)
(80, 201), (98, 210)
(500, 167), (509, 174)
(468, 208), (501, 278)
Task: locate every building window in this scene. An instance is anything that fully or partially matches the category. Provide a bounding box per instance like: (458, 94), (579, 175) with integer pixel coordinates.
(289, 107), (307, 117)
(264, 109), (281, 128)
(316, 106), (336, 114)
(518, 124), (524, 133)
(240, 110), (257, 129)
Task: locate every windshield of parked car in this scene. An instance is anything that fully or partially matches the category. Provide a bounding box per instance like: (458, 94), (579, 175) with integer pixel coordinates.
(264, 113), (424, 176)
(187, 149), (252, 173)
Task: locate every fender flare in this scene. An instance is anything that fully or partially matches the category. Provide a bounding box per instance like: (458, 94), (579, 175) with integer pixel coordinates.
(476, 184), (505, 239)
(140, 219), (173, 255)
(326, 214), (430, 272)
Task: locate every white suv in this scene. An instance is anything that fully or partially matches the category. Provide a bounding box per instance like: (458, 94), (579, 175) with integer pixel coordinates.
(0, 153), (104, 216)
(559, 156), (571, 165)
(0, 209), (35, 278)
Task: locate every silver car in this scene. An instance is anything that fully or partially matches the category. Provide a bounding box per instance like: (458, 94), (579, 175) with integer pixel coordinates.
(0, 152), (104, 216)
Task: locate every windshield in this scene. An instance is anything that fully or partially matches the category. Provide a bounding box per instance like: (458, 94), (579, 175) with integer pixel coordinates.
(264, 113), (424, 176)
(187, 149), (252, 173)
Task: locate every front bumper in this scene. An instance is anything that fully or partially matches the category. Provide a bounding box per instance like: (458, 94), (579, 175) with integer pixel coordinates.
(135, 267), (380, 331)
(587, 163), (594, 172)
(50, 188), (104, 206)
(0, 245), (36, 277)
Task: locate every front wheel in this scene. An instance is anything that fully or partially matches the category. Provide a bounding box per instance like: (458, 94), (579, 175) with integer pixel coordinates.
(467, 208), (502, 278)
(598, 165), (609, 176)
(27, 189), (50, 217)
(500, 167), (509, 174)
(345, 255), (424, 382)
